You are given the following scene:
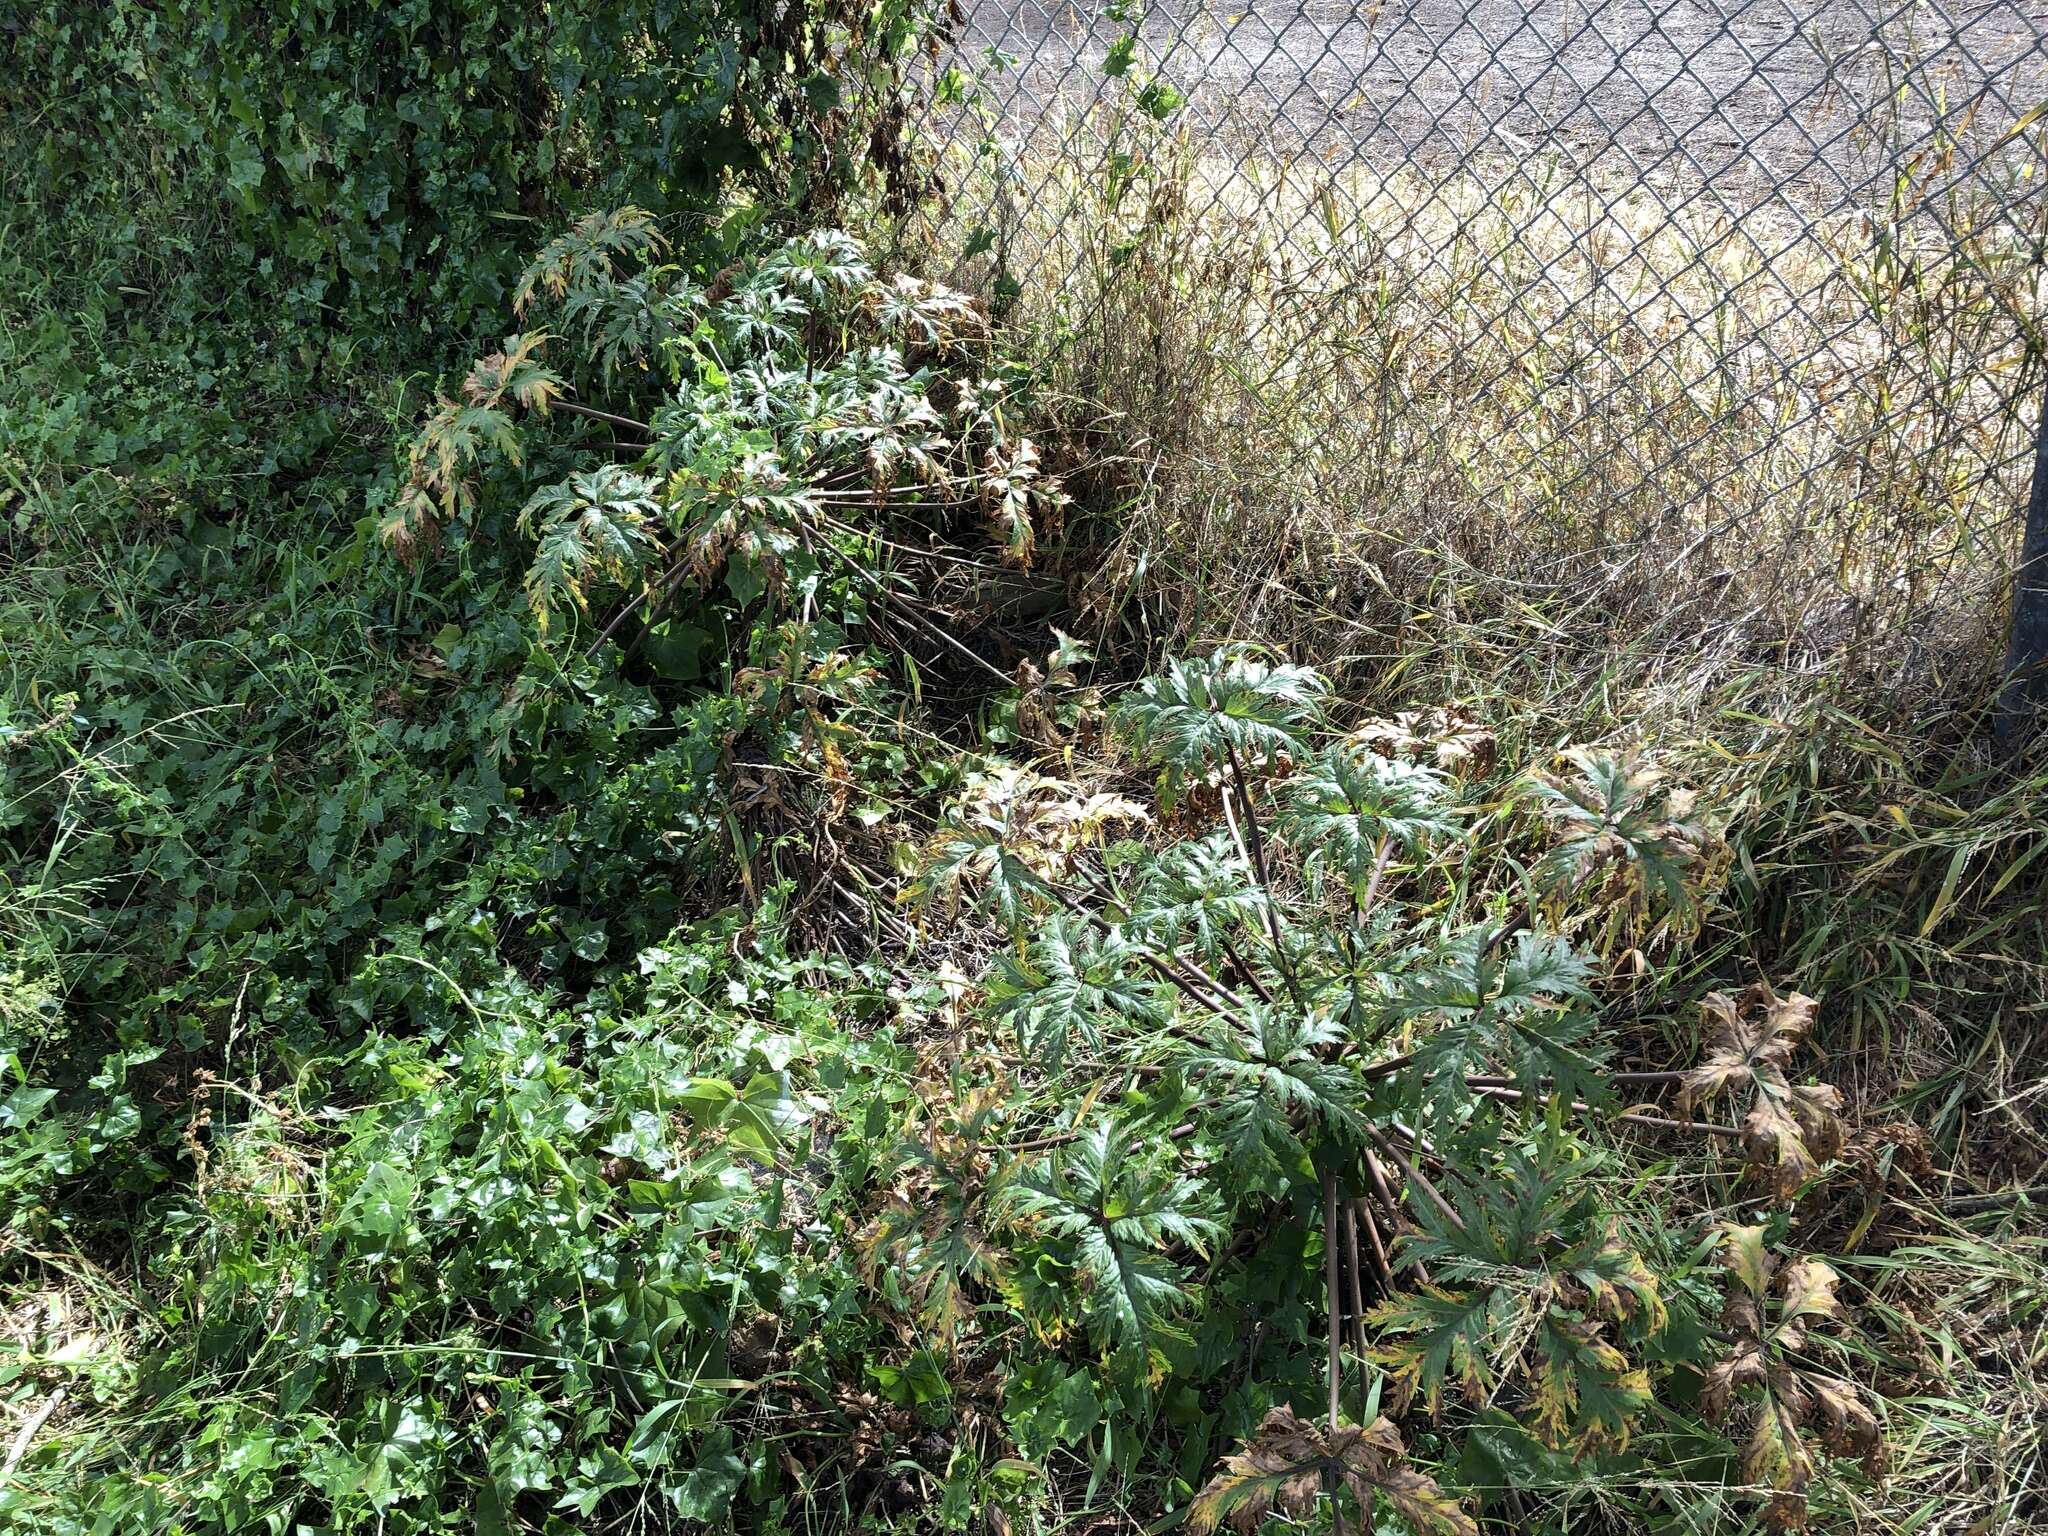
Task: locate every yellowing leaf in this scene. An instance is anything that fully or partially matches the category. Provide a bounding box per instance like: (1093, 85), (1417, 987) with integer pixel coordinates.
(1777, 1260), (1842, 1325)
(1379, 1465), (1480, 1536)
(1746, 1396), (1816, 1530)
(1721, 1223), (1775, 1298)
(1706, 1233), (1885, 1530)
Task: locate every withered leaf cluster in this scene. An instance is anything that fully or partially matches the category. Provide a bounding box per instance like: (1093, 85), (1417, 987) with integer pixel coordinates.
(1704, 1225), (1884, 1530)
(1682, 985), (1846, 1202)
(1189, 1406), (1476, 1536)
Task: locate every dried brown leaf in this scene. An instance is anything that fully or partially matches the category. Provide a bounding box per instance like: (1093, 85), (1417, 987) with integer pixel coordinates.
(1352, 706), (1496, 776)
(1187, 1406), (1326, 1534)
(1708, 1230), (1883, 1530)
(1701, 1339), (1767, 1422)
(1682, 984), (1818, 1111)
(1189, 1407), (1476, 1536)
(1806, 1374), (1884, 1476)
(1686, 987), (1844, 1202)
(1378, 1466), (1480, 1536)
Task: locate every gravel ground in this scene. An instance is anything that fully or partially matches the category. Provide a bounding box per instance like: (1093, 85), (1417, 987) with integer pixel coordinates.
(954, 0), (2048, 197)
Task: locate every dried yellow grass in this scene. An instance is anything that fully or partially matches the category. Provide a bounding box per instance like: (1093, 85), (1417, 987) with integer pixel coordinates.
(899, 95), (2045, 692)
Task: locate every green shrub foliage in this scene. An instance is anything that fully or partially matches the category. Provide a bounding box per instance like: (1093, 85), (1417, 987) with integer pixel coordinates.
(8, 0), (944, 330)
(0, 200), (1903, 1536)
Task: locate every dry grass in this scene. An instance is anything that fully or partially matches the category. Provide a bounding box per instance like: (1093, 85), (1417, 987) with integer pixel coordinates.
(896, 93), (2045, 700)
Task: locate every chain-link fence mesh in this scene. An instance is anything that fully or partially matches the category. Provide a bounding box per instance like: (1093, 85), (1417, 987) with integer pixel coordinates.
(904, 1), (2048, 672)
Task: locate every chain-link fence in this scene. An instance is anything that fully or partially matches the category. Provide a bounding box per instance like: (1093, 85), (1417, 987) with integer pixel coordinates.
(907, 1), (2048, 673)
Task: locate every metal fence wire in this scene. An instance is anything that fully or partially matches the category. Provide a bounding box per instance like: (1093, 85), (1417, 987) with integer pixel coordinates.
(907, 1), (2048, 667)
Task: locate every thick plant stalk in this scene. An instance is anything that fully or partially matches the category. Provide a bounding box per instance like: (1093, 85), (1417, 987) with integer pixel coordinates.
(1996, 372), (2048, 745)
(818, 536), (1015, 685)
(1322, 1169), (1351, 1536)
(1323, 1169), (1342, 1427)
(1363, 1148), (1430, 1286)
(1343, 1197), (1370, 1360)
(0, 1386), (64, 1486)
(1355, 1196), (1393, 1292)
(1369, 1126), (1467, 1232)
(1135, 952), (1245, 1019)
(1471, 1082), (1742, 1138)
(1215, 928), (1276, 1004)
(1219, 737), (1304, 1005)
(554, 398), (652, 435)
(1466, 1069), (1689, 1088)
(1355, 833), (1395, 924)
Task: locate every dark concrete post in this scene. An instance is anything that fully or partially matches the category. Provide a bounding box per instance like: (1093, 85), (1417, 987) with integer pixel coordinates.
(1996, 374), (2048, 750)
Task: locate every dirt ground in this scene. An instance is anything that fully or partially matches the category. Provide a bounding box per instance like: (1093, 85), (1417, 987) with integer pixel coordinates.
(954, 0), (2048, 199)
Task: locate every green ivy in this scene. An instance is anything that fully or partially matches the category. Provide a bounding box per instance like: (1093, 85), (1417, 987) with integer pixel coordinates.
(8, 0), (945, 334)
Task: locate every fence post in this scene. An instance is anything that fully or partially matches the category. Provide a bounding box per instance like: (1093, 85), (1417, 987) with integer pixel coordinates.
(1996, 373), (2048, 749)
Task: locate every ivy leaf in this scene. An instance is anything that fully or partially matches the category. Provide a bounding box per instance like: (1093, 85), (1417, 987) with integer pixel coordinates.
(672, 1431), (746, 1523)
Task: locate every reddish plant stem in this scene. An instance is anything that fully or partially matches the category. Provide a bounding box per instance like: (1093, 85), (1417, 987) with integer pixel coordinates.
(1216, 928), (1276, 1005)
(1355, 1197), (1393, 1292)
(1220, 737), (1304, 1006)
(1471, 1082), (1741, 1138)
(555, 398), (652, 434)
(1465, 1070), (1690, 1088)
(1343, 1197), (1369, 1361)
(1323, 1169), (1343, 1430)
(1368, 1126), (1467, 1232)
(1361, 1148), (1429, 1287)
